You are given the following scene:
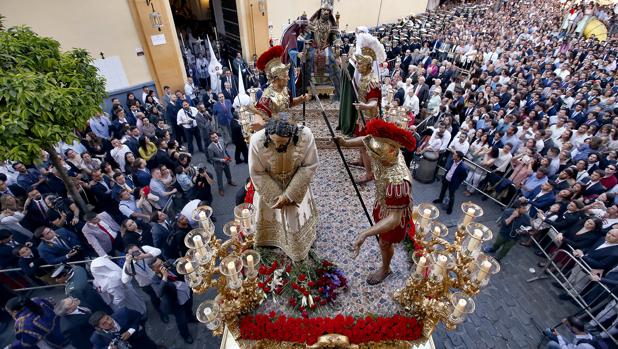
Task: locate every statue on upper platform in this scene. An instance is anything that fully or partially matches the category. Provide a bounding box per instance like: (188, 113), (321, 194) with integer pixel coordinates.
(281, 14), (310, 98)
(249, 115), (319, 262)
(306, 0), (342, 99)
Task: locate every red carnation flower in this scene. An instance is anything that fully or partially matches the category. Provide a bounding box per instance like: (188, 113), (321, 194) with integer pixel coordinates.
(307, 281), (315, 287)
(298, 274), (307, 281)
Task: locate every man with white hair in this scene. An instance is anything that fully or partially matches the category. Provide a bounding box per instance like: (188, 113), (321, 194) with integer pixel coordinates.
(55, 296), (106, 349)
(403, 89), (420, 116)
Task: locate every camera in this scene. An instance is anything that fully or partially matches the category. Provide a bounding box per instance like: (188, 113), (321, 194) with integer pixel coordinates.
(131, 250), (141, 258)
(110, 337), (132, 349)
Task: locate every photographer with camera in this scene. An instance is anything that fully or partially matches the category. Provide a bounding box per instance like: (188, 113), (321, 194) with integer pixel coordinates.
(43, 194), (83, 234)
(89, 308), (160, 349)
(121, 244), (168, 323)
(483, 200), (532, 262)
(34, 226), (85, 264)
(148, 257), (196, 344)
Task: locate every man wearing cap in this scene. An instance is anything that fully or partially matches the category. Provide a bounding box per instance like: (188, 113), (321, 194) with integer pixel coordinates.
(89, 308), (159, 349)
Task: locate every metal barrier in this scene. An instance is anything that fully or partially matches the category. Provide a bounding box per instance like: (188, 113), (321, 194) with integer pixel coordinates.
(435, 156), (511, 208)
(526, 225), (618, 345)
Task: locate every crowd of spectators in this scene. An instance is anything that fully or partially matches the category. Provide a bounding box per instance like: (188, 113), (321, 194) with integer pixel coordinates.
(339, 0), (617, 346)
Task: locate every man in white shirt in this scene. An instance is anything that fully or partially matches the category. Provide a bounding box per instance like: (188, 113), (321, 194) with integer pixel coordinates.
(110, 139), (132, 171)
(403, 90), (420, 116)
(448, 133), (470, 156)
(184, 77), (198, 104)
(121, 244), (168, 323)
(429, 122), (452, 152)
(176, 99), (204, 154)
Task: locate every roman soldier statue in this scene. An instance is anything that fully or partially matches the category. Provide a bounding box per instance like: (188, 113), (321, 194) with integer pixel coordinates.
(336, 119), (416, 284)
(339, 31), (386, 184)
(254, 45), (310, 126)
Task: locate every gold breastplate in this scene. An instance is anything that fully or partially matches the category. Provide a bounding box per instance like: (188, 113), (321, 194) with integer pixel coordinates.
(263, 86), (290, 115)
(372, 152), (412, 208)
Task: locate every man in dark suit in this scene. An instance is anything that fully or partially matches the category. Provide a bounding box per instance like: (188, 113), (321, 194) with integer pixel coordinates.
(89, 308), (159, 349)
(560, 229), (618, 300)
(89, 169), (117, 214)
(212, 93), (234, 145)
(582, 170), (606, 199)
(207, 132), (236, 196)
(400, 50), (412, 76)
(523, 181), (556, 218)
(149, 257), (196, 344)
(34, 226), (84, 264)
(22, 188), (49, 231)
(393, 83), (406, 107)
(220, 69), (238, 92)
(111, 173), (135, 202)
(55, 296), (104, 349)
(221, 81), (237, 102)
(0, 229), (29, 269)
(412, 76), (430, 107)
(153, 139), (176, 170)
(433, 151), (468, 214)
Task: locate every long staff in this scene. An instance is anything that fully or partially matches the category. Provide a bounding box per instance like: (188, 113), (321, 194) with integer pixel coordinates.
(309, 81), (373, 227)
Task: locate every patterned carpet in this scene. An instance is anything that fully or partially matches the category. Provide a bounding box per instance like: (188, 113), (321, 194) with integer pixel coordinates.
(256, 104), (414, 317)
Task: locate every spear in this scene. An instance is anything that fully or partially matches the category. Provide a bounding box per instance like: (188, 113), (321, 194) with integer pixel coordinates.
(309, 81), (373, 228)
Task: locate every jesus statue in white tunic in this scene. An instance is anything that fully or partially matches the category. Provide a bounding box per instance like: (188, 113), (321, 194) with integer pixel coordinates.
(248, 115), (319, 262)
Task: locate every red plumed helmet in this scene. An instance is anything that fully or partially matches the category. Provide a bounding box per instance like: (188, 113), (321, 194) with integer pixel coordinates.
(256, 45), (284, 72)
(364, 119), (417, 151)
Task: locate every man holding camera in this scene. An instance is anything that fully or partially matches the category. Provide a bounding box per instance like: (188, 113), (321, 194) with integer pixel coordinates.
(120, 244), (167, 323)
(34, 226), (84, 264)
(176, 99), (204, 154)
(89, 308), (160, 349)
(149, 257), (196, 344)
(483, 201), (532, 262)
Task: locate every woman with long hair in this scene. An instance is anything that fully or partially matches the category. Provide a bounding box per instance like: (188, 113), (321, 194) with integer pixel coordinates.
(5, 297), (65, 348)
(555, 217), (603, 251)
(123, 152), (136, 176)
(137, 137), (157, 162)
(464, 142), (496, 196)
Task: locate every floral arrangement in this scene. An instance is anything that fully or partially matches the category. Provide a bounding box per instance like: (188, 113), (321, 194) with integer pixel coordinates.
(239, 313), (423, 345)
(257, 259), (348, 317)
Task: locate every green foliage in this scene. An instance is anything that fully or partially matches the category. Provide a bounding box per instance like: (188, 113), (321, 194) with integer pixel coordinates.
(0, 25), (106, 163)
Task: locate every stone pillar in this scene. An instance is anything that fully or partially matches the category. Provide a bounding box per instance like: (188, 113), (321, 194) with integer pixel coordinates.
(127, 0), (186, 94)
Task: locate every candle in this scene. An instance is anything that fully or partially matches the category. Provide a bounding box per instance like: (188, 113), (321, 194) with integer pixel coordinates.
(241, 209), (251, 229)
(452, 299), (467, 318)
(193, 235), (208, 258)
(431, 255), (448, 278)
(227, 261), (239, 285)
(246, 254), (255, 274)
(467, 229), (483, 252)
(420, 208), (431, 227)
(433, 226), (441, 237)
(415, 256), (427, 275)
(230, 226), (238, 237)
(193, 235), (203, 247)
(185, 261), (194, 274)
(477, 260), (492, 283)
(198, 211), (208, 230)
(203, 306), (215, 322)
(462, 208), (475, 226)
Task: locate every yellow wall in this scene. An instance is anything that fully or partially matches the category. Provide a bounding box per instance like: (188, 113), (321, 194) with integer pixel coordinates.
(237, 0), (271, 59)
(266, 0), (429, 42)
(0, 0), (153, 87)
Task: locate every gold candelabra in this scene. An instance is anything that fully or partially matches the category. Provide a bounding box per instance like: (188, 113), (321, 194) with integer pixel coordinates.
(394, 202), (500, 338)
(176, 204), (264, 336)
(239, 88), (261, 143)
